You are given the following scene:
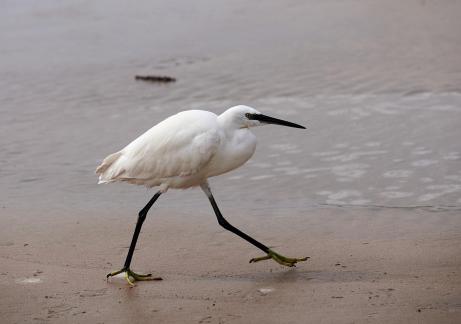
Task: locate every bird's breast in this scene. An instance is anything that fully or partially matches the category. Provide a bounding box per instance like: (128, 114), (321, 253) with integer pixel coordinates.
(206, 129), (256, 178)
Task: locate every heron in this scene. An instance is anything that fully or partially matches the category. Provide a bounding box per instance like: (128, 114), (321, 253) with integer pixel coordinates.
(96, 105), (308, 285)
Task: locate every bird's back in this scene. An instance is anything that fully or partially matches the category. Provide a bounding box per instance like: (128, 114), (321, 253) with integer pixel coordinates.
(96, 110), (221, 189)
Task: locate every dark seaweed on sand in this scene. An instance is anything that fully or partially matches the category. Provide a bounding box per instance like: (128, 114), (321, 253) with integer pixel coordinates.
(134, 75), (176, 83)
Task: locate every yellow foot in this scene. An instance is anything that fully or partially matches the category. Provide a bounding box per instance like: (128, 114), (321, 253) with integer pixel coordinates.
(106, 268), (162, 286)
(249, 249), (309, 267)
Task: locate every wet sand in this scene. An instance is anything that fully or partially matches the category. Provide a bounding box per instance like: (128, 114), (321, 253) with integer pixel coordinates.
(2, 207), (461, 323)
(1, 0), (461, 323)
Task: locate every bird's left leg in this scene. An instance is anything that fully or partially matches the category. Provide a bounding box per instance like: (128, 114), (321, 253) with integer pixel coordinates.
(107, 191), (163, 285)
(200, 183), (309, 267)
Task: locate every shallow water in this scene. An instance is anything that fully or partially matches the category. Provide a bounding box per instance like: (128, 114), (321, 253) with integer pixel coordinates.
(1, 0), (461, 214)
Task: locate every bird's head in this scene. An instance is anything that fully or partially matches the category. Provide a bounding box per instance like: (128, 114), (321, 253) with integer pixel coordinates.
(220, 105), (306, 129)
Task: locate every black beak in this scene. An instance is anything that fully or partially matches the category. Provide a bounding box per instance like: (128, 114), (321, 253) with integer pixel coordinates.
(246, 113), (306, 129)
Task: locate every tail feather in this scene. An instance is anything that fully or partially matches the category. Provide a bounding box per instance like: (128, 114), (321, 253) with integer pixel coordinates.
(95, 151), (123, 183)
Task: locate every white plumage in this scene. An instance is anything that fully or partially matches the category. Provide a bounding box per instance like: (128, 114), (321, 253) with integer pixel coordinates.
(96, 105), (261, 191)
(98, 104), (308, 285)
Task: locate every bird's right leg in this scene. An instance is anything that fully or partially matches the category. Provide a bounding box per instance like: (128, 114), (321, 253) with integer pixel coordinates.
(106, 191), (163, 286)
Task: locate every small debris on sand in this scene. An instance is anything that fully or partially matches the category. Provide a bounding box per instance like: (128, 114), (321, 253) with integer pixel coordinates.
(258, 288), (274, 295)
(134, 75), (176, 83)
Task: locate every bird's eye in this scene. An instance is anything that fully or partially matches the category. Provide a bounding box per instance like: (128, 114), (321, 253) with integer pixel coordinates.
(245, 113), (252, 119)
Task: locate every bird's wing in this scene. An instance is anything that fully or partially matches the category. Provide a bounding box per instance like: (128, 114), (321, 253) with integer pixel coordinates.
(107, 111), (221, 182)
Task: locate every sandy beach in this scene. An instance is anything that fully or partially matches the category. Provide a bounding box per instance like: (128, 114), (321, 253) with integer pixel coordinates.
(1, 0), (461, 323)
(1, 206), (461, 323)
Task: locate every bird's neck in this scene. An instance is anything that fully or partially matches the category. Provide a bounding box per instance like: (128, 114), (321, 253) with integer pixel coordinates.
(217, 111), (245, 131)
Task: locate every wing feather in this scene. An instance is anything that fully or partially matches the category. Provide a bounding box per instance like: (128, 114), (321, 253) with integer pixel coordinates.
(96, 110), (221, 185)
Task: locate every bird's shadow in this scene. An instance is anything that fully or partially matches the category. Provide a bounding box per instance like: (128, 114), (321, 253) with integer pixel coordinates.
(196, 267), (378, 285)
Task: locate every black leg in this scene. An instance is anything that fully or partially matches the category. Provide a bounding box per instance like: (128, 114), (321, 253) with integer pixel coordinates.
(201, 183), (269, 254)
(123, 191), (162, 269)
(107, 191), (163, 285)
(200, 182), (309, 267)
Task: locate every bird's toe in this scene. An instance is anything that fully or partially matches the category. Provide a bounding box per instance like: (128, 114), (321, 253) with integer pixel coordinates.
(106, 268), (162, 286)
(249, 249), (309, 268)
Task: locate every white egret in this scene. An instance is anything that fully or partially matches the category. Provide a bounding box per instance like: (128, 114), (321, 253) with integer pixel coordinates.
(96, 105), (308, 285)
